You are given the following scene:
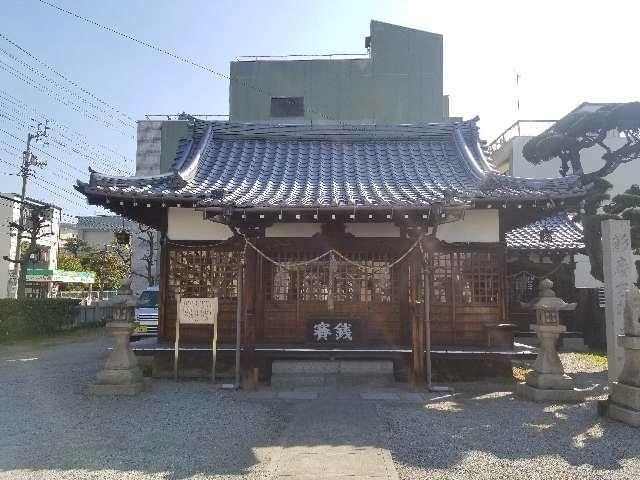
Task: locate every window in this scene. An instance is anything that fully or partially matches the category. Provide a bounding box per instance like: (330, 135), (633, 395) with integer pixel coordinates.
(509, 271), (537, 304)
(270, 97), (304, 117)
(168, 248), (240, 300)
(431, 251), (499, 305)
(456, 252), (499, 304)
(267, 253), (395, 304)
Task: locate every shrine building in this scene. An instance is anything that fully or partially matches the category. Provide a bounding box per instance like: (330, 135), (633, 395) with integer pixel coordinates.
(76, 118), (586, 382)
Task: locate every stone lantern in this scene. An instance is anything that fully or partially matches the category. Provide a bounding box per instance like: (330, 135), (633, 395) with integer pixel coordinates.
(90, 278), (145, 395)
(607, 289), (640, 427)
(517, 278), (585, 402)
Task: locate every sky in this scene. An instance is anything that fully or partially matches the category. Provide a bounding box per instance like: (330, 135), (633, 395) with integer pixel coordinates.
(1, 0), (639, 220)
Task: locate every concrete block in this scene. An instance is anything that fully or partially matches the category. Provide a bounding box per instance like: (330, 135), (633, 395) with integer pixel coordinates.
(336, 373), (395, 388)
(339, 360), (393, 374)
(517, 382), (587, 403)
(562, 337), (587, 352)
(270, 375), (326, 388)
(526, 372), (575, 390)
(271, 360), (339, 374)
(608, 402), (640, 427)
(611, 382), (640, 411)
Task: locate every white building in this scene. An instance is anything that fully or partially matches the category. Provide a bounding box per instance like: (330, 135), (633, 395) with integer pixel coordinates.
(490, 102), (640, 289)
(0, 193), (61, 298)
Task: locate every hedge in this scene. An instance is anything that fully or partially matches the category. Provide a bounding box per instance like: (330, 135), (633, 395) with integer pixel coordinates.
(0, 298), (81, 341)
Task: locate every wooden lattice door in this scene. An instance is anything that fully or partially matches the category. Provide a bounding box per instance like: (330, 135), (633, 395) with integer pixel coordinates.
(263, 250), (401, 346)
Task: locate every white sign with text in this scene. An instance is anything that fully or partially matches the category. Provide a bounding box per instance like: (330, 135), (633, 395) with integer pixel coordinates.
(178, 297), (219, 325)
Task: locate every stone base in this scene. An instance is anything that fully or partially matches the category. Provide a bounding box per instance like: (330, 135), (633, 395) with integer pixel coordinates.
(96, 368), (143, 385)
(525, 371), (575, 390)
(270, 360), (395, 389)
(90, 382), (145, 396)
(608, 402), (640, 428)
(610, 382), (640, 411)
(517, 382), (587, 403)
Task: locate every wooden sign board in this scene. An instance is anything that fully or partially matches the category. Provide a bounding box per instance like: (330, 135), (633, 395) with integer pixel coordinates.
(179, 297), (219, 325)
(174, 296), (219, 381)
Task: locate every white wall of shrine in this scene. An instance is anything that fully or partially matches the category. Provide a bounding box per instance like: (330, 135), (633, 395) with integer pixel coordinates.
(167, 208), (500, 242)
(345, 223), (400, 237)
(265, 223), (323, 237)
(436, 209), (499, 243)
(167, 208), (233, 240)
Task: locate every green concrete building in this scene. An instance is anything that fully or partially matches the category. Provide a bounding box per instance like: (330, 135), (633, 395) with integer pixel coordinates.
(230, 20), (447, 124)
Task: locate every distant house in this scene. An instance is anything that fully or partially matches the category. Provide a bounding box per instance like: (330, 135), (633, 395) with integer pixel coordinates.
(0, 193), (61, 298)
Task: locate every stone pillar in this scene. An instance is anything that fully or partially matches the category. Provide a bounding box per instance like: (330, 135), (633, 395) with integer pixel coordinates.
(607, 289), (640, 427)
(602, 219), (635, 384)
(517, 279), (586, 402)
(91, 278), (145, 396)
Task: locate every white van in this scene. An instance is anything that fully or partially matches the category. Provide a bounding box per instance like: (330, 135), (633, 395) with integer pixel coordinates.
(133, 286), (159, 338)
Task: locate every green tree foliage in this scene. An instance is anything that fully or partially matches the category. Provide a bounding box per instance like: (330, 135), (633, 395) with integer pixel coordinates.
(0, 298), (81, 340)
(57, 249), (83, 272)
(523, 102), (640, 284)
(578, 181), (640, 283)
(605, 184), (640, 251)
(62, 237), (94, 257)
(523, 102), (640, 182)
(59, 238), (128, 290)
(82, 250), (128, 291)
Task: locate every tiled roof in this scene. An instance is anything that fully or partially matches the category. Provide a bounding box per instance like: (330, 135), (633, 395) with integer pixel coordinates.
(506, 212), (585, 251)
(77, 119), (585, 209)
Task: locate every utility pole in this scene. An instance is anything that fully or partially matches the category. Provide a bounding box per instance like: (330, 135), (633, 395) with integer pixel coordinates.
(9, 121), (48, 298)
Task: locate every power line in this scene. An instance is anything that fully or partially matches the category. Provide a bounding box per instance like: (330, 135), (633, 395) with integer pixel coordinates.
(0, 109), (107, 180)
(0, 45), (135, 129)
(36, 0), (342, 125)
(0, 106), (130, 176)
(31, 177), (86, 206)
(0, 133), (78, 185)
(0, 31), (136, 124)
(0, 60), (134, 139)
(0, 89), (134, 165)
(0, 125), (84, 174)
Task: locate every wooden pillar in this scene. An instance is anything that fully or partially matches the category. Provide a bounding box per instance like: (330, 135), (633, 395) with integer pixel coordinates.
(255, 255), (265, 344)
(409, 251), (426, 387)
(241, 246), (258, 388)
(499, 247), (507, 324)
(398, 257), (411, 346)
(158, 212), (169, 340)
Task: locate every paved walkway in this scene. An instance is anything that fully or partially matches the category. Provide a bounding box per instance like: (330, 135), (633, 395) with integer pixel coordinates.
(266, 401), (399, 480)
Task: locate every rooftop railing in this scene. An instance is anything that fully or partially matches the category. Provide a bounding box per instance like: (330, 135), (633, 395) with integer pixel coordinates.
(235, 53), (370, 61)
(143, 114), (229, 121)
(487, 119), (557, 155)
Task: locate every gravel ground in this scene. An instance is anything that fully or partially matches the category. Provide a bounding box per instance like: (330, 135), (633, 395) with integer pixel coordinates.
(561, 353), (608, 374)
(1, 333), (637, 480)
(0, 334), (290, 480)
(385, 354), (639, 480)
